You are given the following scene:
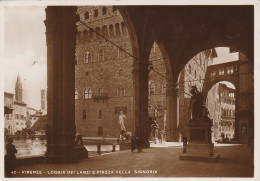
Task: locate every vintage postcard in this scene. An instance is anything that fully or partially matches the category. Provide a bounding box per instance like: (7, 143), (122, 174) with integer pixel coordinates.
(0, 0), (259, 180)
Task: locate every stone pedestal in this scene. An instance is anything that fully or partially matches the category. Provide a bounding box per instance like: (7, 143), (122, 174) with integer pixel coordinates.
(120, 140), (132, 151)
(179, 118), (220, 162)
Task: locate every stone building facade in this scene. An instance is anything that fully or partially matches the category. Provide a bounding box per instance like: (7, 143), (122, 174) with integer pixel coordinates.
(218, 83), (236, 139)
(75, 6), (134, 137)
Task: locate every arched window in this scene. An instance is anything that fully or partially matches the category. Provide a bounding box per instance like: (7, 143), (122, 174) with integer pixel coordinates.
(84, 52), (90, 63)
(189, 64), (191, 74)
(88, 89), (92, 98)
(84, 89), (88, 99)
(115, 23), (121, 36)
(84, 88), (92, 99)
(99, 88), (103, 96)
(162, 81), (167, 93)
(89, 28), (94, 41)
(94, 9), (98, 17)
(117, 86), (125, 97)
(121, 22), (127, 36)
(109, 24), (114, 37)
(119, 70), (123, 77)
(101, 25), (109, 38)
(75, 89), (78, 99)
(148, 80), (155, 95)
(84, 12), (89, 20)
(95, 27), (101, 40)
(99, 49), (104, 61)
(83, 30), (88, 42)
(102, 7), (107, 15)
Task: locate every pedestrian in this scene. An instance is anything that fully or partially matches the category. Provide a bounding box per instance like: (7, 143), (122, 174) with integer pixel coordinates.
(131, 136), (136, 152)
(5, 137), (17, 177)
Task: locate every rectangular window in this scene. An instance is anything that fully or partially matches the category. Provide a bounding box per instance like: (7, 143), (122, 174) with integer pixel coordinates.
(98, 110), (102, 119)
(98, 126), (103, 136)
(15, 114), (18, 119)
(83, 109), (86, 119)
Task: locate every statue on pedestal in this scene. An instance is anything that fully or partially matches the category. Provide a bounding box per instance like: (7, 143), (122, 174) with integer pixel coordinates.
(190, 86), (209, 119)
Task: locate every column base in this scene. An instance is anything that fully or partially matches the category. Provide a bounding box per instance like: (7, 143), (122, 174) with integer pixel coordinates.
(179, 143), (220, 162)
(179, 153), (220, 162)
(120, 140), (132, 151)
(45, 144), (78, 163)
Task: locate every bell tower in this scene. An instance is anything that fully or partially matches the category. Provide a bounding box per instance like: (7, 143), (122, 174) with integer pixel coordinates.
(15, 74), (23, 102)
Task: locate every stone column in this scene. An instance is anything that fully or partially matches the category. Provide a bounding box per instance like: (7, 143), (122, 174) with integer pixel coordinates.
(45, 6), (78, 163)
(132, 60), (150, 147)
(166, 79), (179, 141)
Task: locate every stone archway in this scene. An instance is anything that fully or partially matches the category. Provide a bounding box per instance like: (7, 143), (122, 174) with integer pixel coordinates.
(45, 6), (253, 162)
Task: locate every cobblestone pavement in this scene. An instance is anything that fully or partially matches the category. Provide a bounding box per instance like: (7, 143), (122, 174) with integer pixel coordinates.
(12, 143), (253, 177)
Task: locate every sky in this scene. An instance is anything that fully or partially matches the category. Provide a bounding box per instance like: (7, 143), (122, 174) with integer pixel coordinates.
(3, 6), (238, 109)
(4, 6), (46, 109)
(213, 47), (238, 65)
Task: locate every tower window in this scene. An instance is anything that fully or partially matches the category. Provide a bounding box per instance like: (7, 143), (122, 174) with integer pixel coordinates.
(94, 9), (98, 17)
(109, 24), (114, 37)
(84, 12), (89, 20)
(95, 27), (101, 40)
(84, 88), (92, 99)
(119, 70), (123, 77)
(117, 85), (125, 97)
(162, 81), (167, 93)
(189, 64), (191, 74)
(102, 7), (107, 15)
(98, 88), (103, 96)
(98, 110), (102, 119)
(115, 23), (121, 36)
(84, 52), (91, 63)
(83, 109), (86, 119)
